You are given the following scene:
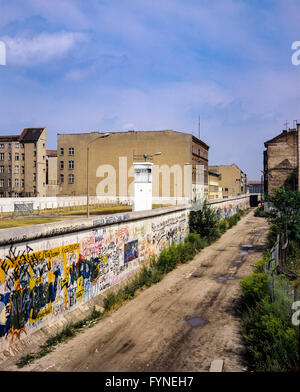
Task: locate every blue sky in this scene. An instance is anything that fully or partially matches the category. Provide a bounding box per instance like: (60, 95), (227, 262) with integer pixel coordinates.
(1, 0), (300, 179)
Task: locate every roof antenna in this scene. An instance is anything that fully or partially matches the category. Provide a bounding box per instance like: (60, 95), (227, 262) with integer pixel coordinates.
(284, 120), (289, 130)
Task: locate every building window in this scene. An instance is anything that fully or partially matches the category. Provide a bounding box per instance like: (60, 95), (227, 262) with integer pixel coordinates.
(15, 143), (19, 148)
(15, 178), (19, 187)
(34, 151), (36, 157)
(21, 166), (24, 174)
(60, 161), (64, 170)
(8, 153), (11, 161)
(60, 174), (64, 184)
(0, 153), (4, 160)
(60, 148), (64, 156)
(68, 174), (74, 184)
(0, 144), (4, 149)
(8, 179), (11, 187)
(0, 166), (4, 173)
(14, 165), (19, 174)
(21, 153), (25, 161)
(33, 161), (36, 168)
(68, 160), (74, 170)
(33, 173), (36, 182)
(69, 147), (74, 156)
(0, 179), (4, 187)
(15, 153), (19, 161)
(21, 179), (24, 187)
(8, 165), (11, 174)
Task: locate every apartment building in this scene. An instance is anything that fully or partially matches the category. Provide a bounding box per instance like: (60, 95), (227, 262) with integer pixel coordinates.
(208, 164), (247, 198)
(57, 129), (209, 201)
(46, 149), (59, 196)
(208, 170), (222, 200)
(263, 127), (299, 194)
(248, 180), (263, 194)
(0, 128), (47, 197)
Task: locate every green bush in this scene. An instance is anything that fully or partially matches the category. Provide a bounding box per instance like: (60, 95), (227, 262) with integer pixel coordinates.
(218, 218), (227, 234)
(241, 298), (298, 371)
(254, 251), (270, 273)
(266, 223), (278, 250)
(254, 207), (272, 218)
(240, 273), (269, 307)
(189, 201), (219, 241)
(184, 233), (208, 251)
(240, 263), (299, 372)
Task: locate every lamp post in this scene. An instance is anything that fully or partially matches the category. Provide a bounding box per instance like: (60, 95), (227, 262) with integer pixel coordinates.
(87, 133), (110, 218)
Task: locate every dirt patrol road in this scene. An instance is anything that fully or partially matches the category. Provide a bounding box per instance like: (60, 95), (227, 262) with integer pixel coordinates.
(5, 209), (269, 372)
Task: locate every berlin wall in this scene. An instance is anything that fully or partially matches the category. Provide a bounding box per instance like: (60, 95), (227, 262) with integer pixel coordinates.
(0, 206), (189, 356)
(0, 195), (250, 358)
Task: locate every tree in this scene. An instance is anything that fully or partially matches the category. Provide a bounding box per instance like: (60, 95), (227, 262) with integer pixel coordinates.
(267, 189), (300, 242)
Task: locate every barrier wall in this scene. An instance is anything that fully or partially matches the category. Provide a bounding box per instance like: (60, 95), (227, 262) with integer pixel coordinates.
(0, 194), (250, 357)
(0, 193), (251, 213)
(208, 195), (250, 218)
(0, 206), (189, 355)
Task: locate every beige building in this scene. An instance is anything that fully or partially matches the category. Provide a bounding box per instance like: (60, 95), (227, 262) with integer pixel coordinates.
(46, 150), (59, 196)
(0, 128), (47, 197)
(208, 170), (222, 200)
(264, 127), (299, 194)
(208, 164), (247, 198)
(57, 130), (209, 202)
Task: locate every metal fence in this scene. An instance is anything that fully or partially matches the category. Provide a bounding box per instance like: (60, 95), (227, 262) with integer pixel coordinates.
(13, 202), (34, 217)
(264, 239), (300, 316)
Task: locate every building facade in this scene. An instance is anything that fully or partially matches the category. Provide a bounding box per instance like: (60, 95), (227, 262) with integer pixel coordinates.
(0, 128), (47, 197)
(57, 130), (209, 202)
(263, 128), (298, 195)
(208, 170), (222, 200)
(208, 164), (247, 198)
(247, 180), (263, 194)
(46, 150), (59, 196)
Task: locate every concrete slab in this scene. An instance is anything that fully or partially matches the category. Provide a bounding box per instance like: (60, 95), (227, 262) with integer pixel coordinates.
(209, 359), (224, 372)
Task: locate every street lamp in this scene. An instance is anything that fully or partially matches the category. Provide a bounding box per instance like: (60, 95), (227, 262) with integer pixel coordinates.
(87, 133), (110, 218)
(143, 152), (161, 161)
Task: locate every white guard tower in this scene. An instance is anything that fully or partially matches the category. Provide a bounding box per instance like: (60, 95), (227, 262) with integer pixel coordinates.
(133, 162), (153, 212)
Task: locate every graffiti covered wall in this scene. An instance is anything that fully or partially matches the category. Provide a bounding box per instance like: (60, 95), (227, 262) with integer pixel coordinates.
(0, 208), (188, 354)
(209, 195), (250, 218)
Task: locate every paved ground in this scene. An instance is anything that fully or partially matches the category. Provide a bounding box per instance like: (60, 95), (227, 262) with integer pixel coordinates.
(4, 209), (269, 372)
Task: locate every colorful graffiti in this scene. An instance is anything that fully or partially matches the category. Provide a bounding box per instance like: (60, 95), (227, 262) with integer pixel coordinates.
(0, 210), (188, 354)
(210, 197), (250, 219)
(124, 241), (138, 264)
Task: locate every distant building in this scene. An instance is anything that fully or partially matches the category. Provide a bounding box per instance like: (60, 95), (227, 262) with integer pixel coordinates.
(208, 164), (247, 198)
(57, 130), (209, 203)
(0, 128), (47, 197)
(208, 170), (222, 200)
(248, 180), (263, 194)
(263, 127), (298, 195)
(46, 150), (58, 196)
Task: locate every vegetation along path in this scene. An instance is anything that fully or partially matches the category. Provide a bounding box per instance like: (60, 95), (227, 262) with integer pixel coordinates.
(6, 209), (269, 372)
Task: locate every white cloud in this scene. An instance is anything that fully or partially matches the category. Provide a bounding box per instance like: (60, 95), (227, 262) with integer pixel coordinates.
(2, 31), (88, 66)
